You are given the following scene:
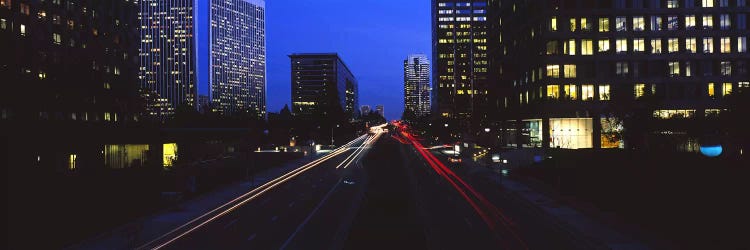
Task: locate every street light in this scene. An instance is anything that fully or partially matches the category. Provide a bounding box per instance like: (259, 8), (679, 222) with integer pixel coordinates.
(444, 123), (449, 128)
(484, 128), (491, 133)
(331, 124), (340, 146)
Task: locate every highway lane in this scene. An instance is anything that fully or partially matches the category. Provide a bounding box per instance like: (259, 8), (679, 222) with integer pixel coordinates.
(140, 132), (382, 250)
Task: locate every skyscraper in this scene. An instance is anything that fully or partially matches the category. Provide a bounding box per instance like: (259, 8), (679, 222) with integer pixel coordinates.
(361, 105), (372, 115)
(290, 53), (359, 119)
(139, 0), (266, 119)
(375, 105), (385, 118)
(208, 0), (266, 118)
(404, 54), (432, 117)
(432, 0), (490, 123)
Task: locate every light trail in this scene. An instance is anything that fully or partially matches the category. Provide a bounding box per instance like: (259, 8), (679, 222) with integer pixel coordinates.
(138, 134), (369, 250)
(336, 131), (383, 169)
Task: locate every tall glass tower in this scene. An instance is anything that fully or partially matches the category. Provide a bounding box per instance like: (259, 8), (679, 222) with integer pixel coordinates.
(404, 54), (432, 117)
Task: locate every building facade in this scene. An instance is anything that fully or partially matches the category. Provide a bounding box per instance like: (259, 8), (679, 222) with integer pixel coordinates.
(491, 0), (749, 150)
(432, 0), (490, 124)
(376, 104), (385, 117)
(361, 105), (371, 115)
(404, 54), (432, 117)
(208, 0), (265, 118)
(290, 53), (359, 119)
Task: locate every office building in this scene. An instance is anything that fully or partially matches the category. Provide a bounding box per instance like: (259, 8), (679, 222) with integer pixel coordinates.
(404, 54), (432, 117)
(290, 53), (359, 119)
(376, 104), (385, 117)
(361, 105), (372, 115)
(490, 0), (749, 149)
(432, 0), (490, 123)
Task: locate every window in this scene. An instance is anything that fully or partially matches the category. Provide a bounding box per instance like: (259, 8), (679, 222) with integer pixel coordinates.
(651, 39), (662, 53)
(547, 85), (560, 99)
(582, 85), (595, 100)
(0, 18), (5, 30)
(616, 38), (628, 53)
(721, 61), (732, 75)
(667, 16), (679, 30)
(616, 62), (629, 76)
(651, 16), (663, 31)
(723, 83), (733, 96)
(739, 81), (749, 88)
(720, 14), (731, 30)
(635, 83), (646, 98)
(686, 61), (693, 76)
(53, 33), (61, 45)
(739, 37), (747, 52)
(669, 61), (680, 76)
(570, 18), (577, 32)
(20, 3), (30, 15)
(582, 39), (593, 55)
(702, 0), (714, 7)
(581, 18), (591, 31)
(634, 38), (645, 52)
(667, 0), (679, 8)
(565, 39), (576, 55)
(599, 18), (609, 32)
(708, 82), (715, 97)
(686, 38), (697, 53)
(546, 41), (559, 55)
(633, 16), (645, 31)
(668, 38), (679, 53)
(686, 15), (696, 29)
(564, 85), (578, 100)
(551, 17), (558, 31)
(598, 39), (610, 52)
(564, 64), (577, 78)
(703, 37), (714, 53)
(20, 24), (26, 36)
(703, 15), (714, 29)
(720, 37), (731, 53)
(599, 85), (611, 100)
(547, 65), (560, 78)
(616, 17), (627, 31)
(739, 14), (747, 30)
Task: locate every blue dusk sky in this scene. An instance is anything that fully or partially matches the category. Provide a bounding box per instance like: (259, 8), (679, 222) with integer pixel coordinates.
(264, 0), (432, 121)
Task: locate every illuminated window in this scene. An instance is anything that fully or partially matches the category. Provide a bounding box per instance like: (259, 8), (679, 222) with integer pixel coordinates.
(667, 0), (679, 8)
(570, 18), (576, 32)
(686, 61), (693, 76)
(739, 37), (747, 52)
(720, 37), (731, 53)
(53, 33), (61, 45)
(739, 81), (749, 88)
(599, 18), (609, 32)
(651, 16), (663, 31)
(634, 83), (646, 98)
(551, 17), (558, 31)
(563, 64), (577, 78)
(720, 14), (730, 30)
(546, 41), (559, 54)
(616, 17), (627, 31)
(598, 39), (610, 52)
(702, 0), (714, 7)
(582, 39), (593, 55)
(633, 17), (645, 31)
(633, 38), (645, 52)
(708, 82), (716, 97)
(547, 85), (560, 99)
(616, 39), (627, 53)
(669, 61), (680, 76)
(686, 15), (696, 29)
(581, 18), (590, 31)
(564, 85), (577, 100)
(616, 62), (629, 76)
(668, 38), (679, 53)
(667, 16), (678, 30)
(723, 82), (733, 96)
(721, 61), (732, 75)
(565, 39), (576, 55)
(703, 37), (714, 53)
(20, 24), (26, 36)
(653, 110), (697, 119)
(651, 39), (662, 53)
(0, 18), (5, 30)
(599, 85), (611, 100)
(703, 15), (714, 29)
(686, 38), (697, 53)
(582, 85), (594, 101)
(546, 65), (560, 78)
(69, 154), (77, 170)
(163, 143), (178, 167)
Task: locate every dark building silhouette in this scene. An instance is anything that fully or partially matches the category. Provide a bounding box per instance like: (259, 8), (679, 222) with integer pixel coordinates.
(489, 0), (749, 150)
(289, 53), (359, 120)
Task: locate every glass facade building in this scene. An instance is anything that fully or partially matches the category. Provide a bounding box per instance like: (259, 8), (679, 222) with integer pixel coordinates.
(404, 54), (432, 117)
(290, 53), (359, 119)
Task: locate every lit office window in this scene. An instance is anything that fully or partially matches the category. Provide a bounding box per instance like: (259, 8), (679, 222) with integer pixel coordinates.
(547, 41), (559, 55)
(667, 0), (679, 8)
(703, 37), (714, 53)
(20, 24), (26, 36)
(667, 16), (679, 30)
(551, 17), (558, 31)
(723, 83), (733, 96)
(0, 18), (6, 30)
(53, 33), (61, 45)
(598, 39), (611, 52)
(702, 0), (714, 7)
(686, 15), (696, 29)
(547, 65), (560, 78)
(570, 18), (577, 32)
(547, 85), (560, 99)
(651, 16), (663, 31)
(564, 64), (577, 78)
(739, 81), (749, 88)
(721, 61), (732, 75)
(616, 17), (627, 31)
(668, 38), (679, 53)
(703, 15), (714, 29)
(633, 16), (645, 31)
(599, 18), (609, 32)
(581, 18), (591, 31)
(564, 84), (578, 100)
(582, 39), (593, 55)
(616, 39), (628, 53)
(669, 61), (680, 76)
(685, 61), (693, 76)
(565, 39), (576, 55)
(634, 38), (645, 52)
(634, 83), (646, 98)
(582, 85), (594, 101)
(720, 37), (731, 53)
(651, 39), (662, 53)
(686, 38), (697, 53)
(739, 37), (747, 52)
(616, 62), (629, 76)
(708, 82), (716, 97)
(720, 14), (731, 30)
(599, 85), (611, 100)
